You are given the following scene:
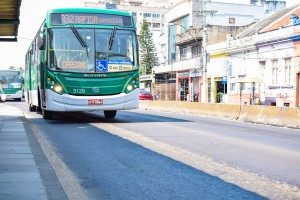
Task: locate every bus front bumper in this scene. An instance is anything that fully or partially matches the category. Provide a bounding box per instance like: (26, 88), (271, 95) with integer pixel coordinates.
(1, 91), (22, 100)
(45, 89), (139, 112)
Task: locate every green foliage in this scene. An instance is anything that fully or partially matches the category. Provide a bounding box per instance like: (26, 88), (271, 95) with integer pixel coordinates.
(8, 66), (24, 74)
(138, 18), (158, 75)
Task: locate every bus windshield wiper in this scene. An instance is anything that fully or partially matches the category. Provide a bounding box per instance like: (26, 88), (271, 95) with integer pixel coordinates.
(70, 24), (89, 57)
(70, 24), (87, 47)
(108, 26), (116, 51)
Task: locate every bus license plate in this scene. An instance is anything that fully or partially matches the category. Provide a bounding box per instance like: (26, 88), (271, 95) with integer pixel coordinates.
(88, 99), (103, 105)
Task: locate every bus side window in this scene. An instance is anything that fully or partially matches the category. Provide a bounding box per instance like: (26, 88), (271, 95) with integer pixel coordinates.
(38, 35), (45, 50)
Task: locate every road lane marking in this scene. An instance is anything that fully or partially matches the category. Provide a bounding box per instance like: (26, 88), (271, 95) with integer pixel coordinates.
(24, 113), (90, 200)
(92, 122), (300, 200)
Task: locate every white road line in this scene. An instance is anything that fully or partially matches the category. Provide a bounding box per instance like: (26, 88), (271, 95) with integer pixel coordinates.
(24, 113), (90, 200)
(92, 122), (300, 200)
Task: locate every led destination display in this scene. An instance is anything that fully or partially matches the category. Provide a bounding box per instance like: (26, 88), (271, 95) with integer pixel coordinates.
(51, 13), (133, 27)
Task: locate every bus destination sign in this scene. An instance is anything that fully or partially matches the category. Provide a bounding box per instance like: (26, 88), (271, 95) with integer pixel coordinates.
(51, 13), (132, 27)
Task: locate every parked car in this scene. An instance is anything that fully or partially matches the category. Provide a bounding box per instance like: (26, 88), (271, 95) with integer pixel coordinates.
(139, 90), (154, 100)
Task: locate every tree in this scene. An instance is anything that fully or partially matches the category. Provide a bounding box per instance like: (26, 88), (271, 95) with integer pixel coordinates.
(8, 66), (24, 74)
(139, 18), (158, 75)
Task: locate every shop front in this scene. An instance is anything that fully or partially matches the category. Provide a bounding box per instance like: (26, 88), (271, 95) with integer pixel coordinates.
(176, 69), (202, 102)
(189, 69), (202, 102)
(177, 71), (189, 101)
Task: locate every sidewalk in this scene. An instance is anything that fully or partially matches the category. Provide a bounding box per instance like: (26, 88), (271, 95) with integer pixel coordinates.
(0, 103), (47, 200)
(0, 103), (68, 200)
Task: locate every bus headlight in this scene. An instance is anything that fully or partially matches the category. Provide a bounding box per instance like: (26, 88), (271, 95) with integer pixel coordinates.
(125, 76), (139, 93)
(48, 78), (64, 94)
(53, 85), (63, 93)
(127, 84), (133, 91)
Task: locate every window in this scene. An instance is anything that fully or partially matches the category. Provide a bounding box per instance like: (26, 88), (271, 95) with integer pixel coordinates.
(152, 13), (160, 18)
(143, 13), (151, 18)
(153, 23), (160, 28)
(229, 17), (235, 24)
(171, 52), (176, 62)
(272, 60), (278, 84)
(230, 83), (235, 91)
(240, 83), (245, 90)
(192, 45), (200, 57)
(180, 47), (187, 60)
(259, 60), (266, 79)
(284, 58), (291, 85)
(132, 12), (137, 16)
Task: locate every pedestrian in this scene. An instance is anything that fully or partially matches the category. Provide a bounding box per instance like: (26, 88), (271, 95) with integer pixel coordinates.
(153, 91), (158, 100)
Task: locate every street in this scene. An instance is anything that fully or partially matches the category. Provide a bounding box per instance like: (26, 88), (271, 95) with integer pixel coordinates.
(6, 101), (300, 199)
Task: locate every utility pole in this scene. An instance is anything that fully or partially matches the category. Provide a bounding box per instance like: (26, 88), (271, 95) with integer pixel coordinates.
(192, 0), (216, 103)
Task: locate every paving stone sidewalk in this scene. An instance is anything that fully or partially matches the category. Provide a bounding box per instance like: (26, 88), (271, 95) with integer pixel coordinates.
(0, 104), (47, 200)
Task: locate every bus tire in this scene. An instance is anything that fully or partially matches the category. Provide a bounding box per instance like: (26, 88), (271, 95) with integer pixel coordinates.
(37, 90), (42, 112)
(104, 110), (116, 118)
(29, 104), (37, 112)
(42, 109), (53, 120)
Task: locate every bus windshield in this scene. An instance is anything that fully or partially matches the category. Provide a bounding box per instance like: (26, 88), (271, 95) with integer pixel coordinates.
(0, 71), (22, 89)
(48, 28), (137, 73)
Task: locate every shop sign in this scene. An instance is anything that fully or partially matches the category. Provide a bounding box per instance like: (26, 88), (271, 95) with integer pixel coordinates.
(222, 76), (227, 84)
(189, 69), (202, 77)
(140, 75), (153, 81)
(178, 71), (189, 77)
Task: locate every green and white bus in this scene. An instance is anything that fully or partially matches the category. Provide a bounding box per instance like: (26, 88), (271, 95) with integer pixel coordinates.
(24, 8), (139, 119)
(0, 70), (23, 102)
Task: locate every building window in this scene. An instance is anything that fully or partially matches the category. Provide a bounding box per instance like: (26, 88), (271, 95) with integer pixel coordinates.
(240, 83), (245, 91)
(192, 45), (200, 57)
(259, 60), (266, 79)
(180, 47), (187, 60)
(171, 52), (176, 62)
(153, 23), (160, 28)
(229, 17), (235, 24)
(152, 13), (160, 18)
(143, 13), (151, 18)
(284, 58), (291, 85)
(132, 12), (137, 16)
(272, 59), (278, 85)
(230, 83), (235, 91)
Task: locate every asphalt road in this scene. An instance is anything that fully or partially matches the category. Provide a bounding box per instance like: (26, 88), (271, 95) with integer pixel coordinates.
(8, 100), (300, 200)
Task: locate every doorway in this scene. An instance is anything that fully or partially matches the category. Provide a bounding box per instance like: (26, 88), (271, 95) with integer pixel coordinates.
(216, 81), (227, 103)
(179, 78), (189, 101)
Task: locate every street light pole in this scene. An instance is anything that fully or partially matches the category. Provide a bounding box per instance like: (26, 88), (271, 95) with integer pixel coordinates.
(201, 16), (207, 103)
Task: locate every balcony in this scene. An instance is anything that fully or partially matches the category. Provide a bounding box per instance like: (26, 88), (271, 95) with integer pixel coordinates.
(175, 29), (203, 46)
(153, 57), (202, 74)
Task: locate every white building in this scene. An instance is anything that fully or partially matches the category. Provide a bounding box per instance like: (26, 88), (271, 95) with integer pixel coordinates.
(154, 0), (274, 102)
(222, 3), (300, 107)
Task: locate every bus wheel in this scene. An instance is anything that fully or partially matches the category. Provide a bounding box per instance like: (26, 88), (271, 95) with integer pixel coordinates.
(42, 109), (53, 120)
(104, 110), (116, 118)
(29, 104), (37, 112)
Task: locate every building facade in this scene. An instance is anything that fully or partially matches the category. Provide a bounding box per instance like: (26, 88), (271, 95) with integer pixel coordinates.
(153, 0), (272, 102)
(206, 3), (300, 107)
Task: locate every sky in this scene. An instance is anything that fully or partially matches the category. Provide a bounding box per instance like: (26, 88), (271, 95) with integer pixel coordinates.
(0, 0), (298, 70)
